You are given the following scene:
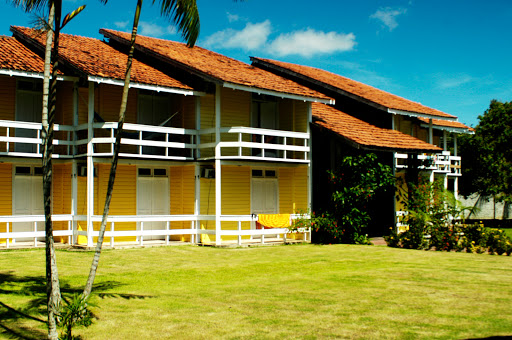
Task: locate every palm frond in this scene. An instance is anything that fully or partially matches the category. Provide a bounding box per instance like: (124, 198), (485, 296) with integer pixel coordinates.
(10, 0), (49, 13)
(156, 0), (200, 47)
(61, 4), (86, 29)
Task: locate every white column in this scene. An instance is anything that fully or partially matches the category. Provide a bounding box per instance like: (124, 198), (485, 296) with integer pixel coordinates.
(215, 84), (222, 246)
(87, 82), (94, 247)
(195, 96), (201, 159)
(307, 102), (312, 213)
(453, 134), (458, 156)
(428, 118), (433, 144)
(194, 163), (200, 244)
(443, 130), (448, 151)
(71, 82), (79, 244)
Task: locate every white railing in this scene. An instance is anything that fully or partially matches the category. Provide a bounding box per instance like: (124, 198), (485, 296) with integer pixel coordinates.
(0, 215), (74, 248)
(75, 122), (197, 160)
(395, 151), (461, 176)
(0, 120), (75, 158)
(1, 214), (310, 248)
(199, 126), (310, 163)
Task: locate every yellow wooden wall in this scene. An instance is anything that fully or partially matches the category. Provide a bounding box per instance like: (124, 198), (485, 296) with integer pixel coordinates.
(0, 76), (16, 152)
(52, 163), (72, 242)
(0, 163), (12, 240)
(200, 94), (215, 158)
(279, 166), (309, 214)
(170, 165), (195, 240)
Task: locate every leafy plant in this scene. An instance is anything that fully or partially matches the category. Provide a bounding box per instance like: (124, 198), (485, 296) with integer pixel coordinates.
(314, 153), (395, 244)
(58, 294), (94, 340)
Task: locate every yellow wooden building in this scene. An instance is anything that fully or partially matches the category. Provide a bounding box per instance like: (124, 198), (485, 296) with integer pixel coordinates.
(0, 27), (333, 248)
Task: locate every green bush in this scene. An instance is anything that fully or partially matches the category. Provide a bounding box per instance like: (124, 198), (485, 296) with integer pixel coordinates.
(315, 153), (394, 244)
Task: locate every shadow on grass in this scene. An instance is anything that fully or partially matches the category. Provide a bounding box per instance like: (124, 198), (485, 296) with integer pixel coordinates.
(0, 271), (153, 339)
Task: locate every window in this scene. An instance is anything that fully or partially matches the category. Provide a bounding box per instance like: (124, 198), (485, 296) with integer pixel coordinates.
(138, 168), (167, 177)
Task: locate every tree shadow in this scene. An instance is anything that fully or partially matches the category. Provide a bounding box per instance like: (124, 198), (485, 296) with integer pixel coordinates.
(0, 271), (153, 339)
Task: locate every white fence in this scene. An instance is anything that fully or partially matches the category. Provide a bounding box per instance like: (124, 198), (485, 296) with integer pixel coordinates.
(0, 214), (310, 248)
(395, 151), (461, 176)
(199, 126), (310, 163)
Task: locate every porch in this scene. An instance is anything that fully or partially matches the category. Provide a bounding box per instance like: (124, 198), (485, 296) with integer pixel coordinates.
(0, 214), (310, 249)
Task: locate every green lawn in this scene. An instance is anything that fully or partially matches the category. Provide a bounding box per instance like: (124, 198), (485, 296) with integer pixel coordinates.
(1, 244), (511, 339)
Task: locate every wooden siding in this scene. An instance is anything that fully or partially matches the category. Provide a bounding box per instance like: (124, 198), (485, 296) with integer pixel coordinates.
(279, 166), (309, 214)
(0, 163), (12, 237)
(200, 94), (215, 158)
(0, 76), (16, 152)
(221, 166), (250, 236)
(170, 165), (195, 240)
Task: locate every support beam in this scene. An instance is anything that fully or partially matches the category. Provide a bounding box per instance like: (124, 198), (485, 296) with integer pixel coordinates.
(87, 82), (94, 247)
(443, 130), (448, 151)
(428, 118), (433, 145)
(307, 102), (312, 213)
(71, 82), (79, 244)
(215, 84), (222, 246)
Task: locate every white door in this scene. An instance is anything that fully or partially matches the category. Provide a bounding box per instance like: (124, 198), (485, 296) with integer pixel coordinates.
(137, 170), (169, 240)
(13, 168), (44, 240)
(251, 179), (278, 214)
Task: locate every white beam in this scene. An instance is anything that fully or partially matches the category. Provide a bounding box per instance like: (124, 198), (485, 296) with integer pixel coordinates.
(222, 82), (334, 105)
(87, 75), (204, 97)
(215, 84), (222, 246)
(87, 82), (95, 247)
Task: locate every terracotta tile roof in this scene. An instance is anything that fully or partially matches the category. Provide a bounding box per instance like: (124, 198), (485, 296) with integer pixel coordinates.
(100, 29), (333, 102)
(313, 103), (442, 152)
(253, 57), (456, 120)
(417, 117), (474, 131)
(0, 35), (46, 73)
(11, 26), (193, 91)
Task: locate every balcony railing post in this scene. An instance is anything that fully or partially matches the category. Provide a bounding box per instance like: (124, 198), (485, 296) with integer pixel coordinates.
(37, 129), (41, 155)
(34, 221), (37, 247)
(238, 132), (242, 157)
(166, 221), (170, 245)
(110, 222), (114, 248)
(6, 222), (9, 249)
(6, 127), (9, 152)
(238, 220), (242, 246)
(140, 221), (144, 246)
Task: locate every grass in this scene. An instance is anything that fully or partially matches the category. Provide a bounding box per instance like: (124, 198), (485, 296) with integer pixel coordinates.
(1, 244), (511, 339)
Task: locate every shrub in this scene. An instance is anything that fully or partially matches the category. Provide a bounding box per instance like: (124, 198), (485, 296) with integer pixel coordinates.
(316, 153), (394, 244)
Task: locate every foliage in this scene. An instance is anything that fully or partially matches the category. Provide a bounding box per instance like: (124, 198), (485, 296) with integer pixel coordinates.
(314, 153), (394, 244)
(58, 294), (94, 340)
(459, 100), (512, 203)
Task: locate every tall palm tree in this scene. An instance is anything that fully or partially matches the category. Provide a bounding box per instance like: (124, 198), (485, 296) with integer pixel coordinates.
(12, 1), (94, 338)
(82, 0), (200, 298)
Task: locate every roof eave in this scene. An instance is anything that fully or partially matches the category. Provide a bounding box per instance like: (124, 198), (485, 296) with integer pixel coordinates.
(388, 108), (456, 122)
(87, 75), (204, 96)
(223, 82), (334, 104)
(419, 123), (474, 134)
(0, 68), (77, 81)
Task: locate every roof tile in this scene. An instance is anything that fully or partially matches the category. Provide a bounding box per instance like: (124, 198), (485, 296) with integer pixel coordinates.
(312, 103), (442, 152)
(11, 26), (192, 91)
(100, 29), (332, 102)
(254, 57), (456, 119)
(0, 35), (46, 73)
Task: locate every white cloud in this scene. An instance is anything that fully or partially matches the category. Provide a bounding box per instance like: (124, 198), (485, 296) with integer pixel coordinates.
(436, 74), (474, 89)
(269, 29), (356, 58)
(138, 22), (178, 38)
(370, 7), (407, 31)
(203, 21), (355, 58)
(204, 20), (271, 50)
(114, 21), (129, 29)
(227, 12), (240, 23)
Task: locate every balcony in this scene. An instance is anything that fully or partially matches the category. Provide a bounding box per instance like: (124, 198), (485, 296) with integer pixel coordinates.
(395, 151), (461, 176)
(0, 120), (74, 158)
(198, 126), (310, 163)
(0, 120), (310, 163)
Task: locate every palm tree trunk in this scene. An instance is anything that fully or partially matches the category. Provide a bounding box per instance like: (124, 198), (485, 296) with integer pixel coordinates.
(82, 0), (143, 299)
(42, 1), (62, 338)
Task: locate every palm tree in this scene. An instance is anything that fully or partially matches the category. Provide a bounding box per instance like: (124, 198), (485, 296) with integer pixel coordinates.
(11, 1), (94, 338)
(82, 0), (200, 298)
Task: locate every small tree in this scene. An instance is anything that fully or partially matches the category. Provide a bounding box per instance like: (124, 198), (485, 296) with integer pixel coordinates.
(314, 153), (395, 244)
(459, 100), (512, 207)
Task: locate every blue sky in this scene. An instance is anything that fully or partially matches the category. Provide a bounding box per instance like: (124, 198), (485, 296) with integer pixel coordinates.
(2, 0), (512, 127)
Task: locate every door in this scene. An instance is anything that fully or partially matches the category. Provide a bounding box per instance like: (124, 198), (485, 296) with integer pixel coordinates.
(138, 93), (171, 155)
(136, 168), (169, 240)
(16, 81), (42, 153)
(13, 166), (44, 240)
(251, 179), (278, 215)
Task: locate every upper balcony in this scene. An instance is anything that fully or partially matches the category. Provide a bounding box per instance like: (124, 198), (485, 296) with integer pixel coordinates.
(0, 119), (309, 163)
(395, 151), (461, 176)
